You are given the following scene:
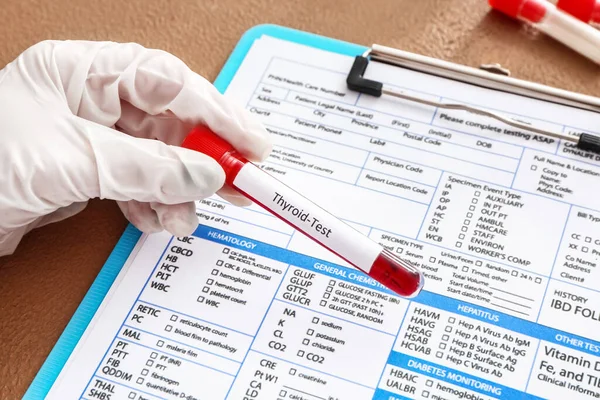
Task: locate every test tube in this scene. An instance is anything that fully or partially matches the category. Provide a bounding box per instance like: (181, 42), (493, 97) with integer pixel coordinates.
(181, 125), (425, 298)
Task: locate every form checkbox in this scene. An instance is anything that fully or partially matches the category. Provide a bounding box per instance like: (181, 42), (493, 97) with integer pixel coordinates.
(297, 350), (305, 357)
(197, 296), (205, 303)
(512, 270), (518, 277)
(436, 352), (443, 359)
(459, 234), (465, 240)
(211, 269), (219, 275)
(279, 390), (288, 397)
(467, 212), (473, 218)
(307, 329), (314, 336)
(445, 326), (452, 333)
(456, 242), (462, 248)
(141, 369), (149, 376)
(289, 368), (297, 376)
(129, 392), (136, 399)
(323, 293), (330, 299)
(474, 191), (481, 197)
(535, 277), (542, 284)
(165, 325), (172, 332)
(429, 256), (436, 263)
(202, 286), (210, 293)
(448, 317), (456, 324)
(476, 260), (482, 266)
(216, 260), (223, 266)
(440, 343), (447, 350)
(329, 280), (336, 286)
(442, 334), (449, 341)
(423, 390), (430, 398)
(223, 248), (230, 254)
(462, 266), (468, 272)
(170, 315), (178, 322)
(320, 300), (327, 307)
(426, 380), (433, 387)
(464, 220), (470, 225)
(326, 286), (333, 292)
(150, 352), (158, 359)
(312, 317), (320, 324)
(531, 165), (537, 171)
(471, 199), (478, 204)
(586, 237), (592, 243)
(303, 339), (310, 345)
(583, 247), (589, 253)
(469, 205), (476, 211)
(396, 247), (404, 254)
(146, 360), (154, 366)
(136, 377), (144, 384)
(461, 226), (468, 232)
(157, 340), (164, 347)
(207, 279), (214, 285)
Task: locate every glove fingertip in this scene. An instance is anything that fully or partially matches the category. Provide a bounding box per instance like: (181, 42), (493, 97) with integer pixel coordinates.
(165, 216), (198, 238)
(229, 129), (273, 163)
(237, 114), (273, 162)
(217, 187), (253, 207)
(252, 133), (273, 163)
(153, 202), (198, 238)
(199, 86), (273, 162)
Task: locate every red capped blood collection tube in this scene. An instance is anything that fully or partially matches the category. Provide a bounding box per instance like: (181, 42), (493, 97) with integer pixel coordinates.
(181, 125), (424, 298)
(489, 0), (600, 64)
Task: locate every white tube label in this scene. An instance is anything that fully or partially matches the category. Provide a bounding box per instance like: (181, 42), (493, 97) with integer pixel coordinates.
(233, 164), (382, 272)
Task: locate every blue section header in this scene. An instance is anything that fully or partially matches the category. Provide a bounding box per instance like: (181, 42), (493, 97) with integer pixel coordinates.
(387, 353), (546, 400)
(372, 388), (413, 400)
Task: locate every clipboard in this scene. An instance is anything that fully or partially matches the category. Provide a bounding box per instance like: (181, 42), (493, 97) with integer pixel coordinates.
(23, 23), (600, 399)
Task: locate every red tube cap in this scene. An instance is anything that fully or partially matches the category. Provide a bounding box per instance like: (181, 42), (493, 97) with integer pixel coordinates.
(489, 0), (548, 23)
(557, 0), (596, 22)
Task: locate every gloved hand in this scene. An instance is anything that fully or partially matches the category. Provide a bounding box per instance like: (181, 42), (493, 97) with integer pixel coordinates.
(0, 40), (272, 257)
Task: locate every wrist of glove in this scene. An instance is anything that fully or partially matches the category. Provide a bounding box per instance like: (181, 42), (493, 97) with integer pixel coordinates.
(0, 40), (272, 257)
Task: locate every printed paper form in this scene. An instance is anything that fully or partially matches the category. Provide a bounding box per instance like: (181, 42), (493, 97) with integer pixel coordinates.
(46, 34), (600, 400)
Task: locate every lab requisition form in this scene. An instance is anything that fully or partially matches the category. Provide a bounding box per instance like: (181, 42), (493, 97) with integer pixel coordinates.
(47, 35), (600, 400)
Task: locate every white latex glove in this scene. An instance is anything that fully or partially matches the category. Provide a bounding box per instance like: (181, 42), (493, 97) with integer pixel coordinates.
(0, 40), (272, 257)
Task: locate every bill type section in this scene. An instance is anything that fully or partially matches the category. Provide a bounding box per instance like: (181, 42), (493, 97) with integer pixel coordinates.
(46, 34), (600, 400)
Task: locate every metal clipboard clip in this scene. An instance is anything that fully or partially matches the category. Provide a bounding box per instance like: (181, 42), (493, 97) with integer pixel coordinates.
(346, 44), (600, 154)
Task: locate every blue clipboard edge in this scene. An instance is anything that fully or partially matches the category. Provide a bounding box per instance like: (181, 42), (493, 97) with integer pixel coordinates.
(213, 23), (367, 92)
(22, 224), (143, 400)
(22, 23), (366, 399)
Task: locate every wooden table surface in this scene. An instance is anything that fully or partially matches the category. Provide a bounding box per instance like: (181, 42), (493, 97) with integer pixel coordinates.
(0, 0), (598, 398)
